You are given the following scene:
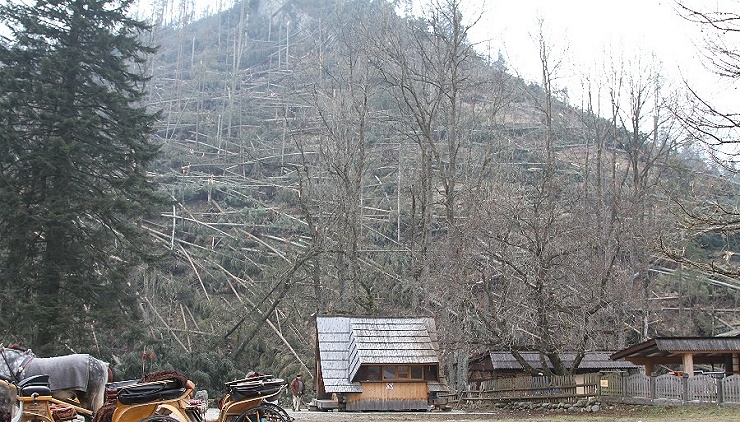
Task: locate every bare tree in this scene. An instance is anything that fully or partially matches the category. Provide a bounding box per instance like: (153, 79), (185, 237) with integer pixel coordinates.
(288, 0), (381, 314)
(445, 22), (683, 375)
(367, 0), (483, 301)
(668, 1), (740, 278)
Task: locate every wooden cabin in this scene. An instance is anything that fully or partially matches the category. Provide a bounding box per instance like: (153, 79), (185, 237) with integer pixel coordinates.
(313, 316), (448, 411)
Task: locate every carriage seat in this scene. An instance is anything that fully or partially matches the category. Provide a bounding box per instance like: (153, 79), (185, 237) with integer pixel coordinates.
(228, 378), (284, 401)
(18, 374), (52, 397)
(117, 379), (185, 405)
(104, 379), (140, 404)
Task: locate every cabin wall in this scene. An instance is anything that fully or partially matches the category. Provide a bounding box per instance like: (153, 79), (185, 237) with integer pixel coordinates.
(345, 382), (428, 411)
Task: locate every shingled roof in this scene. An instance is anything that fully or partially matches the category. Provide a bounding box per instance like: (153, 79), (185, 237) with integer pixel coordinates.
(316, 316), (441, 393)
(610, 337), (740, 362)
(474, 351), (637, 371)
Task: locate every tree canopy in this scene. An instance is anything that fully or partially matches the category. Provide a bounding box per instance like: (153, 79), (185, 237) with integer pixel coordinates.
(0, 0), (164, 355)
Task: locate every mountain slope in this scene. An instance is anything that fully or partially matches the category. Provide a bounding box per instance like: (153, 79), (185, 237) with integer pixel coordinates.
(126, 0), (740, 393)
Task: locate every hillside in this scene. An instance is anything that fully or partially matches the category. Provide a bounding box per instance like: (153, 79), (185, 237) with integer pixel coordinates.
(117, 0), (740, 394)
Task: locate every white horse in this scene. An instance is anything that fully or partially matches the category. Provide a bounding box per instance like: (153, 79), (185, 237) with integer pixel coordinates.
(0, 346), (109, 414)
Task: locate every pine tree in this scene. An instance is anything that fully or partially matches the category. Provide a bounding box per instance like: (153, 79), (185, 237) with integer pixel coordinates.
(0, 0), (164, 355)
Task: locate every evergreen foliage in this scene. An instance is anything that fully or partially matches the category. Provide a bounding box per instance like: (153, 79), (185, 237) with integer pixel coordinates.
(0, 0), (165, 355)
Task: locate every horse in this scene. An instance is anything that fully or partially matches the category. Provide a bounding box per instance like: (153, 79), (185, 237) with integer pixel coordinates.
(0, 346), (109, 414)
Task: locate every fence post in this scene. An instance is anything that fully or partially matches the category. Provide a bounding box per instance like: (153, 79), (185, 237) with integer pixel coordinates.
(650, 372), (657, 402)
(621, 371), (627, 400)
(717, 375), (724, 404)
(681, 374), (689, 404)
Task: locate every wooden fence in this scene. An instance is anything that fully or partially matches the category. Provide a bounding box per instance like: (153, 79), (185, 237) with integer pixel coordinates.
(600, 372), (740, 405)
(460, 373), (600, 404)
(460, 372), (740, 406)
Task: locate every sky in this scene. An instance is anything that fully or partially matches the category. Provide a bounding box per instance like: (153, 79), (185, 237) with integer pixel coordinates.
(462, 0), (720, 101)
(468, 1), (695, 73)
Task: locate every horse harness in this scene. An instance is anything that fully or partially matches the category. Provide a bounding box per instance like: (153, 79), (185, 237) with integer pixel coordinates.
(1, 347), (34, 383)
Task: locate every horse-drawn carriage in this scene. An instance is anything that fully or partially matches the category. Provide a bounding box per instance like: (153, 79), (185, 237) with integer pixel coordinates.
(1, 374), (94, 422)
(0, 347), (292, 422)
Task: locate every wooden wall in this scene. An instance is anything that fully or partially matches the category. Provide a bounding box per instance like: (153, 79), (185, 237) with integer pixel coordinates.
(345, 382), (428, 411)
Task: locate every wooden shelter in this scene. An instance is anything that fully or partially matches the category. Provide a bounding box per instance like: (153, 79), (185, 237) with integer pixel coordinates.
(313, 316), (447, 411)
(610, 336), (740, 376)
(468, 351), (637, 393)
(469, 351), (637, 380)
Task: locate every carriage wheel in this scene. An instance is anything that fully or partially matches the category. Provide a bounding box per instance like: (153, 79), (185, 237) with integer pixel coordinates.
(138, 416), (183, 422)
(235, 403), (291, 422)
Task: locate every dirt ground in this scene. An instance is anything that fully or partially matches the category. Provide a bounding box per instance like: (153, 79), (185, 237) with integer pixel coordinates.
(282, 404), (740, 422)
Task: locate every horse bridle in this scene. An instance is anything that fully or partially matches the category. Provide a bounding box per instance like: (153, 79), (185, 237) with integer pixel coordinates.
(1, 346), (34, 383)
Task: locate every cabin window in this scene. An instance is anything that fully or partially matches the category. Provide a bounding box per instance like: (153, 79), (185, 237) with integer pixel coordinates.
(365, 365), (381, 381)
(383, 366), (396, 379)
(424, 365), (438, 381)
(396, 365), (410, 378)
(411, 366), (423, 379)
(355, 364), (436, 382)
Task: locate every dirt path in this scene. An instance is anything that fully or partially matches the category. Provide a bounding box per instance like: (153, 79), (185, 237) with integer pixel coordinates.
(282, 405), (740, 422)
(207, 403), (740, 422)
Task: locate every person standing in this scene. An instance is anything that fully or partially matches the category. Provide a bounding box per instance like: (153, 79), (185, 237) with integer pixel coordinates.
(290, 373), (305, 411)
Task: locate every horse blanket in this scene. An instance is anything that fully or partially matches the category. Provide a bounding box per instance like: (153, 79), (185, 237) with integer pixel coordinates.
(0, 347), (108, 413)
(22, 354), (91, 392)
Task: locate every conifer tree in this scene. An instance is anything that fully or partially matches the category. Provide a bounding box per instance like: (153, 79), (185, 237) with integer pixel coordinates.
(0, 0), (163, 355)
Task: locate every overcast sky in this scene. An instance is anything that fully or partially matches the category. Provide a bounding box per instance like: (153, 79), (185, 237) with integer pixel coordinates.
(462, 0), (720, 99)
(469, 1), (695, 73)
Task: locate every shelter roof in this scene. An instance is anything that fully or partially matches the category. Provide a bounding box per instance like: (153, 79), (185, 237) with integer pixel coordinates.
(473, 351), (637, 371)
(610, 337), (740, 364)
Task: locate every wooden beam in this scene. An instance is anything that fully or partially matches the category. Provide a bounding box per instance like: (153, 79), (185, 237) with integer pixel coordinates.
(626, 357), (683, 365)
(682, 353), (694, 377)
(645, 362), (654, 376)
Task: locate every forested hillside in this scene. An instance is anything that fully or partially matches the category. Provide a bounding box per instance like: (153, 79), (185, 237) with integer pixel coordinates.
(2, 0), (739, 397)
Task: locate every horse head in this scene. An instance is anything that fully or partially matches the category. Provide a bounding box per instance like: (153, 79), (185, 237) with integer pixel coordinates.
(0, 346), (35, 383)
